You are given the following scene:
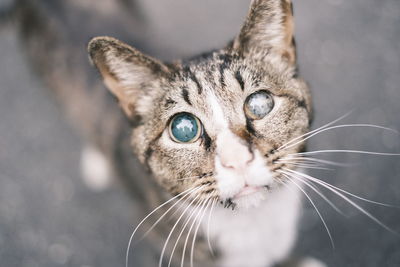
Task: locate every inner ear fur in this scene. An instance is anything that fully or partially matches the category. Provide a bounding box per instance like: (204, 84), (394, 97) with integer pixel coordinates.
(88, 36), (169, 118)
(233, 0), (296, 65)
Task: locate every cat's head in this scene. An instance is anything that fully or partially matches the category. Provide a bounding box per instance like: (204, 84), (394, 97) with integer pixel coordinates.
(88, 0), (311, 209)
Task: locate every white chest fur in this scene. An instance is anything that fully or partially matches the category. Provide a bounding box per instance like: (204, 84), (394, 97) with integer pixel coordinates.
(204, 183), (302, 267)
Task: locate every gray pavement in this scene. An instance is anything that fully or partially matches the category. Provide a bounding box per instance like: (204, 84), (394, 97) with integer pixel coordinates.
(1, 0), (400, 266)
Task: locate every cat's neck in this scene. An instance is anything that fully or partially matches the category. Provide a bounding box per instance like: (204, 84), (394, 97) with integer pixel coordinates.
(205, 182), (302, 267)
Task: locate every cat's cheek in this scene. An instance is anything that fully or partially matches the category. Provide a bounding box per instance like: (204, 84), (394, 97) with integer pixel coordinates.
(144, 131), (214, 189)
(130, 126), (151, 164)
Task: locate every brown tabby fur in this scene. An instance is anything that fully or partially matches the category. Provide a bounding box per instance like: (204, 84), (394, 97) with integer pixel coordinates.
(14, 0), (312, 265)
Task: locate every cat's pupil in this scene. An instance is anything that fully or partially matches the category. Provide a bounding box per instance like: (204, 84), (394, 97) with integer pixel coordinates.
(244, 91), (274, 120)
(169, 113), (201, 143)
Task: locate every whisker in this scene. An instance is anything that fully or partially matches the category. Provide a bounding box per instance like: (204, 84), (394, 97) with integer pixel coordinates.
(278, 156), (352, 167)
(280, 173), (335, 249)
(277, 111), (353, 151)
(279, 170), (345, 216)
(280, 124), (398, 151)
(284, 168), (397, 208)
(278, 159), (322, 167)
(159, 194), (203, 267)
(126, 185), (200, 267)
(284, 168), (399, 235)
(180, 198), (209, 267)
(167, 187), (207, 225)
(207, 199), (218, 256)
(167, 199), (206, 267)
(278, 161), (333, 171)
(190, 199), (213, 267)
(176, 173), (213, 181)
(140, 186), (202, 242)
(292, 150), (400, 157)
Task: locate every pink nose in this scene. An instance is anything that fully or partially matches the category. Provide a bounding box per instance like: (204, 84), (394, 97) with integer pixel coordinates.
(220, 150), (254, 170)
(216, 130), (254, 171)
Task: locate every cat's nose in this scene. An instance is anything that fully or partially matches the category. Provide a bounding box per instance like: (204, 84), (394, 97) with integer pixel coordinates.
(216, 130), (254, 171)
(220, 150), (254, 170)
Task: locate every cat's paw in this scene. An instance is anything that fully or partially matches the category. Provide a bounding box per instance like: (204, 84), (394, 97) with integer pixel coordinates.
(80, 145), (113, 191)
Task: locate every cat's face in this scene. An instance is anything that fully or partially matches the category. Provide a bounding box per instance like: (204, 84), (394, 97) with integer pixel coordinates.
(88, 0), (311, 209)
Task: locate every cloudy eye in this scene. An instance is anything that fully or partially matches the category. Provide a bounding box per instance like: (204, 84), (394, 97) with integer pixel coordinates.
(244, 91), (274, 120)
(169, 113), (202, 143)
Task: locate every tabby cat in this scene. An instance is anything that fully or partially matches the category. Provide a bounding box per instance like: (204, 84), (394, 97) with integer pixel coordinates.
(13, 0), (320, 266)
(87, 0), (314, 266)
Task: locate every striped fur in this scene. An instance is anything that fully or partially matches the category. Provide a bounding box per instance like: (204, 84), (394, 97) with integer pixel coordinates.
(16, 0), (312, 266)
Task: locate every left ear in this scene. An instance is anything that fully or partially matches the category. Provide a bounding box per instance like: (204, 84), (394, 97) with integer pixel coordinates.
(88, 36), (170, 119)
(233, 0), (296, 65)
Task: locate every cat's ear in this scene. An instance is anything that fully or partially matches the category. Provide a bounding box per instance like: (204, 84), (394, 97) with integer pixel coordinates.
(88, 37), (169, 118)
(233, 0), (296, 65)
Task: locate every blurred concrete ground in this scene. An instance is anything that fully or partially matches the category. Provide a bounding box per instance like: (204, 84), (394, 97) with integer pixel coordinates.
(0, 0), (400, 266)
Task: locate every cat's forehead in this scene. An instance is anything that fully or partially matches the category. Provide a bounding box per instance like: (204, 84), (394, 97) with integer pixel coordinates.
(162, 51), (297, 114)
(167, 53), (287, 102)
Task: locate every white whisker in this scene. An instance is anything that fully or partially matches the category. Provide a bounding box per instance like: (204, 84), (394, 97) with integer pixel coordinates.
(284, 168), (398, 235)
(167, 199), (206, 267)
(176, 173), (213, 181)
(207, 199), (218, 256)
(278, 161), (333, 171)
(126, 185), (200, 267)
(279, 170), (345, 216)
(284, 168), (397, 208)
(190, 199), (212, 267)
(167, 187), (206, 225)
(279, 156), (352, 167)
(180, 198), (209, 267)
(280, 173), (335, 249)
(140, 186), (202, 242)
(159, 193), (203, 267)
(280, 124), (398, 151)
(277, 111), (353, 151)
(292, 150), (400, 157)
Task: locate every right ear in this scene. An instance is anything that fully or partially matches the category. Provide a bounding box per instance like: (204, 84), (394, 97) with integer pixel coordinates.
(232, 0), (296, 65)
(88, 36), (169, 118)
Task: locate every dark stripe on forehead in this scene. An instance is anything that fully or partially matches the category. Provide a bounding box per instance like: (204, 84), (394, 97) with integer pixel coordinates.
(184, 66), (203, 94)
(206, 68), (218, 88)
(165, 98), (177, 108)
(218, 54), (232, 87)
(219, 63), (226, 88)
(235, 70), (245, 91)
(181, 87), (192, 106)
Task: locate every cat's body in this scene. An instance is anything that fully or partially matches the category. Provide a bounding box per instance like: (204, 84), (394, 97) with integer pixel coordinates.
(12, 1), (318, 266)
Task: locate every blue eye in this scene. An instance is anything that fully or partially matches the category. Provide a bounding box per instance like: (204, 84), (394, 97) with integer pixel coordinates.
(244, 91), (274, 120)
(169, 113), (202, 143)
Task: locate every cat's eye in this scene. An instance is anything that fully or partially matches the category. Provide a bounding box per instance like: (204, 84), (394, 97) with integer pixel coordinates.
(169, 113), (202, 143)
(244, 91), (274, 120)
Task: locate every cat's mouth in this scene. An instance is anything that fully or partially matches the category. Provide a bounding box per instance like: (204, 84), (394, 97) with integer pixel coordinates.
(224, 185), (269, 210)
(233, 185), (262, 199)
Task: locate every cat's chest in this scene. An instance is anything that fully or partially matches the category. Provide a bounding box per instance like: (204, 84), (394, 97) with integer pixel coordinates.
(203, 185), (302, 267)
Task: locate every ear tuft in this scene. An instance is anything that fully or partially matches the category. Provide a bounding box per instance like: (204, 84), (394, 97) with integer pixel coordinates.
(87, 36), (168, 118)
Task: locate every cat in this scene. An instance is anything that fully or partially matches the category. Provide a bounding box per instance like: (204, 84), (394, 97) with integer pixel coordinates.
(88, 1), (316, 266)
(11, 0), (327, 266)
